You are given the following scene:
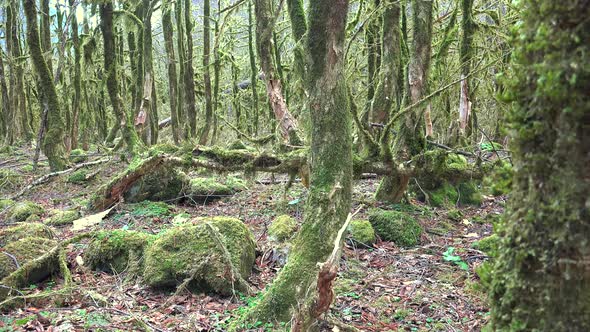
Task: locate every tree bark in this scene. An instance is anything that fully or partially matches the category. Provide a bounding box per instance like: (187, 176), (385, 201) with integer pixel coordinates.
(183, 0), (198, 137)
(231, 0), (351, 328)
(162, 0), (180, 144)
(247, 0), (259, 135)
(69, 0), (81, 149)
(100, 1), (141, 155)
(490, 1), (590, 330)
(23, 0), (68, 171)
(199, 0), (213, 145)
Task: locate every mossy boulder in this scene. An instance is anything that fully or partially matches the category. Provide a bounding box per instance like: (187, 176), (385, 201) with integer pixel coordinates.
(186, 176), (247, 203)
(347, 220), (376, 246)
(427, 182), (483, 207)
(0, 223), (54, 247)
(67, 169), (89, 184)
(268, 215), (297, 242)
(124, 167), (189, 203)
(69, 149), (88, 163)
(472, 234), (499, 255)
(44, 209), (80, 226)
(0, 169), (22, 191)
(483, 161), (513, 196)
(7, 201), (45, 222)
(84, 230), (155, 275)
(0, 237), (58, 280)
(368, 210), (422, 247)
(143, 217), (256, 295)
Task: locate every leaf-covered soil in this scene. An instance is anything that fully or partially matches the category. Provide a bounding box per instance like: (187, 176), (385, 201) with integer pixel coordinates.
(0, 148), (503, 331)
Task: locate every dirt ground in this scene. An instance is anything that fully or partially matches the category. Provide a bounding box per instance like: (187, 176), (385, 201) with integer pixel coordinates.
(0, 148), (502, 331)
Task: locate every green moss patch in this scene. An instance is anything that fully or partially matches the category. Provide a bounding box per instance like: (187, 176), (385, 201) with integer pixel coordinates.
(143, 217), (255, 295)
(69, 149), (88, 163)
(483, 161), (513, 196)
(348, 220), (376, 246)
(0, 223), (55, 247)
(186, 176), (247, 203)
(67, 169), (89, 184)
(44, 209), (80, 226)
(0, 169), (22, 192)
(84, 230), (155, 275)
(0, 237), (58, 280)
(0, 199), (15, 210)
(472, 234), (499, 255)
(7, 201), (45, 222)
(368, 210), (422, 247)
(148, 143), (179, 156)
(268, 215), (297, 242)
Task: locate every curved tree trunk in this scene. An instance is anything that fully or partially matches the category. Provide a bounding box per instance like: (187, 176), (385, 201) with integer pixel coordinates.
(490, 1), (590, 330)
(23, 0), (68, 171)
(231, 0), (351, 329)
(254, 0), (303, 146)
(100, 1), (141, 155)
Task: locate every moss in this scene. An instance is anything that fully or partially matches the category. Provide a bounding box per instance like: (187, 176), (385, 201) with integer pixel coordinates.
(143, 217), (256, 295)
(268, 215), (297, 242)
(347, 219), (376, 246)
(67, 169), (88, 183)
(227, 140), (248, 150)
(69, 148), (87, 163)
(0, 199), (15, 210)
(0, 237), (58, 280)
(129, 201), (172, 218)
(428, 181), (482, 207)
(125, 168), (189, 203)
(483, 161), (513, 196)
(447, 209), (463, 222)
(472, 234), (499, 255)
(457, 181), (483, 206)
(148, 143), (179, 156)
(0, 168), (22, 191)
(0, 223), (54, 247)
(84, 230), (154, 275)
(187, 176), (247, 203)
(368, 210), (422, 247)
(44, 209), (80, 226)
(7, 201), (45, 222)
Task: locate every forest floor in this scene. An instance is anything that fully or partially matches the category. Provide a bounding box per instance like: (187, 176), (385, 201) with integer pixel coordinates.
(0, 147), (503, 331)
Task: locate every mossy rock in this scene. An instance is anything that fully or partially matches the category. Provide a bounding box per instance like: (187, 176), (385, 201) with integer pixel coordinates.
(0, 169), (22, 191)
(268, 215), (297, 242)
(186, 176), (247, 203)
(0, 237), (58, 280)
(428, 182), (482, 207)
(0, 223), (54, 247)
(227, 140), (248, 150)
(143, 217), (256, 295)
(44, 209), (80, 226)
(67, 169), (89, 184)
(368, 210), (422, 247)
(148, 143), (179, 156)
(483, 161), (513, 196)
(7, 201), (45, 222)
(84, 230), (155, 275)
(69, 149), (88, 163)
(124, 167), (189, 203)
(472, 234), (499, 255)
(348, 220), (376, 246)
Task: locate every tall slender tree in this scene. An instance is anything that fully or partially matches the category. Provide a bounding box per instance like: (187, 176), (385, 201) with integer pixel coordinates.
(490, 1), (590, 330)
(162, 0), (180, 143)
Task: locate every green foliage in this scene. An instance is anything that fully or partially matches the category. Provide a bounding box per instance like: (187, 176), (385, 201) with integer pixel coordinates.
(0, 222), (54, 247)
(368, 210), (422, 247)
(7, 201), (45, 222)
(67, 169), (89, 183)
(268, 215), (297, 242)
(472, 234), (499, 255)
(442, 247), (468, 270)
(69, 149), (87, 163)
(347, 219), (376, 246)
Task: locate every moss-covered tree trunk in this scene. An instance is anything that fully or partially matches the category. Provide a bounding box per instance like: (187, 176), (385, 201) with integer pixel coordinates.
(490, 1), (590, 330)
(232, 0), (351, 329)
(458, 0), (474, 136)
(374, 0), (432, 203)
(183, 0), (198, 138)
(69, 0), (81, 149)
(0, 45), (9, 138)
(247, 0), (259, 135)
(23, 0), (68, 171)
(162, 0), (179, 144)
(254, 0), (303, 146)
(199, 0), (213, 145)
(175, 0), (186, 138)
(100, 1), (141, 155)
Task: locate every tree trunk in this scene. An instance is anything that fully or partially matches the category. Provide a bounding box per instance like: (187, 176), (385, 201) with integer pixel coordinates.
(69, 0), (81, 149)
(175, 0), (186, 138)
(162, 0), (179, 144)
(247, 0), (259, 135)
(254, 0), (303, 146)
(374, 0), (432, 203)
(199, 0), (213, 145)
(100, 1), (141, 155)
(183, 0), (198, 137)
(23, 0), (68, 171)
(490, 1), (590, 330)
(458, 0), (474, 135)
(231, 0), (351, 328)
